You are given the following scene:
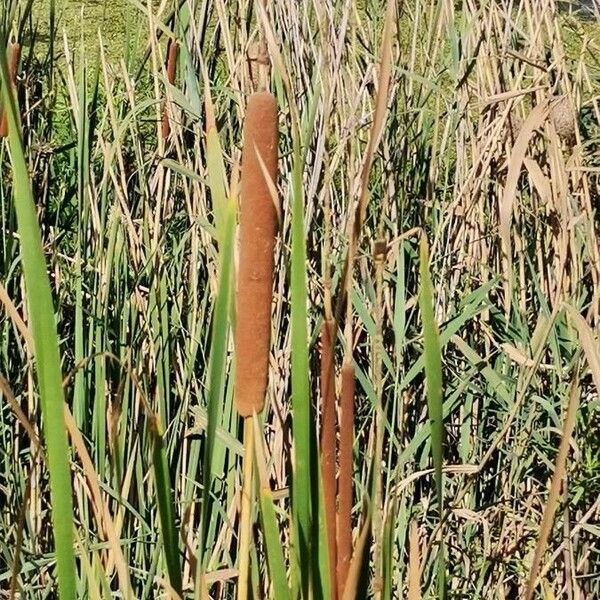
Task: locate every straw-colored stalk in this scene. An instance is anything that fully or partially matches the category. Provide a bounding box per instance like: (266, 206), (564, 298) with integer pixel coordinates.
(237, 417), (255, 600)
(235, 90), (278, 599)
(337, 362), (355, 598)
(524, 370), (580, 600)
(320, 318), (337, 598)
(408, 521), (422, 600)
(161, 39), (179, 141)
(0, 42), (21, 138)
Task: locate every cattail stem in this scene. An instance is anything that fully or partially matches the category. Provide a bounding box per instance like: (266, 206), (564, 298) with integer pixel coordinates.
(320, 318), (337, 598)
(337, 362), (355, 598)
(237, 416), (254, 600)
(0, 42), (21, 138)
(371, 243), (386, 598)
(161, 39), (178, 141)
(408, 521), (422, 600)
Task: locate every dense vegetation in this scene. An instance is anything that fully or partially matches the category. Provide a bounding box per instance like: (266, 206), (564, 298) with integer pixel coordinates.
(1, 0), (599, 598)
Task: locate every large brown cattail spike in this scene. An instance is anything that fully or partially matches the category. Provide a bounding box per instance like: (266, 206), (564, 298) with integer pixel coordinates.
(0, 42), (21, 138)
(161, 39), (179, 141)
(320, 318), (338, 598)
(337, 361), (356, 598)
(235, 91), (278, 418)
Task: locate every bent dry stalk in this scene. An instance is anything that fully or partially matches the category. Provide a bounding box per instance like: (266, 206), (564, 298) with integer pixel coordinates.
(235, 90), (278, 599)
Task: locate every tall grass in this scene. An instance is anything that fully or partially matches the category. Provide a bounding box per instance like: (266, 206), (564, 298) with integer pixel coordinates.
(1, 0), (600, 598)
(0, 34), (76, 599)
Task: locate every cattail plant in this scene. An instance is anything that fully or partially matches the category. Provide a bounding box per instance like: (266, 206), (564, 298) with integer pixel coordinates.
(320, 317), (337, 598)
(337, 361), (355, 598)
(0, 41), (21, 138)
(161, 38), (178, 141)
(235, 91), (278, 417)
(235, 90), (278, 599)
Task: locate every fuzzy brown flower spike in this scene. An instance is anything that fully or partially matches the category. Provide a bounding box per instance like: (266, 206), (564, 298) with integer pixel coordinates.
(161, 39), (179, 141)
(0, 42), (21, 138)
(235, 91), (278, 418)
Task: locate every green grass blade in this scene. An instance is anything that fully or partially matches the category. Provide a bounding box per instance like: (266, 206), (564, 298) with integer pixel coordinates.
(0, 40), (77, 599)
(418, 236), (445, 598)
(198, 197), (236, 569)
(382, 498), (397, 599)
(151, 418), (183, 596)
(315, 461), (332, 600)
(253, 416), (291, 600)
(205, 124), (227, 245)
(259, 489), (290, 598)
(289, 139), (313, 595)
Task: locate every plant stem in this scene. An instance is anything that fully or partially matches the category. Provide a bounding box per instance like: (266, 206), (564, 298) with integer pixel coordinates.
(237, 416), (255, 600)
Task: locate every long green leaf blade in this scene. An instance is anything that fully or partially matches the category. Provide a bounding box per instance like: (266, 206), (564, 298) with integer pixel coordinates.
(290, 139), (313, 595)
(418, 236), (445, 598)
(0, 39), (77, 599)
(151, 418), (183, 596)
(253, 417), (291, 600)
(198, 197), (236, 569)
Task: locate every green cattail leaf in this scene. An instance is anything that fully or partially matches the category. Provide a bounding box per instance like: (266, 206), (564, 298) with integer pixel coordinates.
(206, 126), (227, 245)
(198, 197), (236, 569)
(0, 39), (77, 599)
(418, 236), (445, 598)
(253, 417), (291, 600)
(151, 419), (183, 596)
(290, 138), (313, 596)
(258, 488), (291, 599)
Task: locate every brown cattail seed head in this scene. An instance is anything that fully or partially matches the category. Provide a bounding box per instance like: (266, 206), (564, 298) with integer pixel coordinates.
(235, 92), (278, 418)
(161, 39), (179, 141)
(0, 42), (22, 138)
(550, 95), (576, 145)
(337, 362), (356, 598)
(373, 238), (388, 262)
(320, 319), (338, 598)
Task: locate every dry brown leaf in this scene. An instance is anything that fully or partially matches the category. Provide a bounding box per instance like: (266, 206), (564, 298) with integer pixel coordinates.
(499, 100), (550, 314)
(524, 158), (551, 204)
(524, 372), (580, 600)
(502, 342), (534, 367)
(565, 305), (600, 395)
(341, 513), (371, 600)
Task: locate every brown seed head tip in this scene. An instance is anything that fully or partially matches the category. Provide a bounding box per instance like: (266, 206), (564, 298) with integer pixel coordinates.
(550, 95), (576, 143)
(235, 91), (279, 418)
(165, 40), (179, 86)
(373, 238), (388, 261)
(0, 42), (21, 139)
